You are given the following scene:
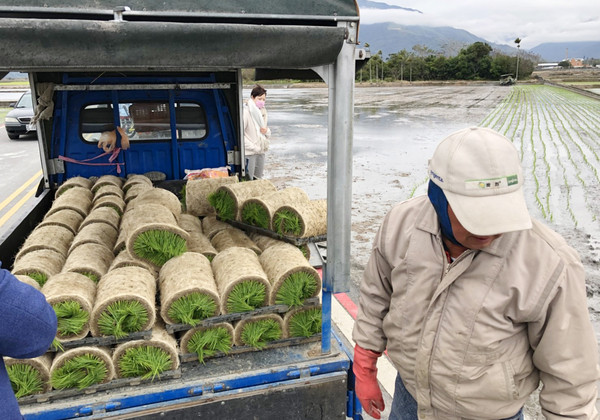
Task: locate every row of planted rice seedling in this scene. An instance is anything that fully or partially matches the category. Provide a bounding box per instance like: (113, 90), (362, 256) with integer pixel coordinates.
(8, 175), (325, 399)
(480, 84), (600, 230)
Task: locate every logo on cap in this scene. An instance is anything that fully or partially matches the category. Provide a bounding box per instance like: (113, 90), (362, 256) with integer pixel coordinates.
(465, 174), (518, 190)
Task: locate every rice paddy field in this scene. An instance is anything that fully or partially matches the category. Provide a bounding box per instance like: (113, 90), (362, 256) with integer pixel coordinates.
(264, 82), (600, 417)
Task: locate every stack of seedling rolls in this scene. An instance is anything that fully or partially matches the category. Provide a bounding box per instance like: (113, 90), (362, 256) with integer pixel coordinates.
(241, 187), (309, 230)
(178, 214), (217, 260)
(208, 179), (277, 221)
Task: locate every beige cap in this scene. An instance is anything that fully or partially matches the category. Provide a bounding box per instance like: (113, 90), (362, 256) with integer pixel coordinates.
(428, 126), (532, 235)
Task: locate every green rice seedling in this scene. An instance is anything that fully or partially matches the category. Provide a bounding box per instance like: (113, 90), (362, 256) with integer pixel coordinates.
(132, 230), (187, 267)
(118, 346), (172, 380)
(51, 354), (108, 390)
(53, 301), (90, 338)
(207, 190), (235, 221)
(25, 271), (48, 287)
(241, 319), (282, 350)
(187, 327), (233, 363)
(97, 300), (149, 338)
(52, 338), (64, 352)
(180, 185), (187, 212)
(78, 271), (99, 283)
(275, 272), (318, 307)
(241, 202), (269, 229)
(273, 209), (302, 236)
(108, 205), (123, 217)
(7, 364), (44, 398)
(167, 293), (217, 326)
(226, 281), (266, 313)
(288, 308), (322, 338)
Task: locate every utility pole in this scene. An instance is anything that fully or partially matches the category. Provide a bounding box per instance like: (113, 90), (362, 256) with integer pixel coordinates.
(514, 38), (521, 82)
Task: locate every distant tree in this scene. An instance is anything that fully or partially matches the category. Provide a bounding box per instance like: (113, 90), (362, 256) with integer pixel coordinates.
(558, 60), (571, 69)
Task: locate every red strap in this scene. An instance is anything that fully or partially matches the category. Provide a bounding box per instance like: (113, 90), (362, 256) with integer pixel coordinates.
(59, 148), (123, 174)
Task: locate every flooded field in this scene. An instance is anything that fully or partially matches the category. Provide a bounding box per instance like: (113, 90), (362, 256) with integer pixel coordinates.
(264, 83), (600, 418)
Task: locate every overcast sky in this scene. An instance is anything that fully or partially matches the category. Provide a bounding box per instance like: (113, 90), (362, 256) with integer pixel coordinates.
(360, 1), (600, 50)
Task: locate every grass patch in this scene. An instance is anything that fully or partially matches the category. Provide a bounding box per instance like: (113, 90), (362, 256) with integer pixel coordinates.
(187, 327), (233, 363)
(53, 301), (90, 338)
(25, 271), (48, 287)
(273, 209), (302, 236)
(275, 272), (318, 307)
(132, 230), (187, 267)
(226, 281), (266, 313)
(97, 300), (149, 338)
(240, 319), (282, 349)
(241, 202), (269, 229)
(207, 190), (235, 221)
(288, 308), (322, 338)
(7, 364), (45, 398)
(50, 354), (108, 390)
(168, 293), (217, 326)
(118, 346), (172, 380)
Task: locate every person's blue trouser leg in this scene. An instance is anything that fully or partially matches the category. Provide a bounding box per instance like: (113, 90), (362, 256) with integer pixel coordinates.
(389, 374), (523, 420)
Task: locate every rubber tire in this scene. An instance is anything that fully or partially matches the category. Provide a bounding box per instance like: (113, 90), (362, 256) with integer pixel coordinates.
(7, 132), (20, 140)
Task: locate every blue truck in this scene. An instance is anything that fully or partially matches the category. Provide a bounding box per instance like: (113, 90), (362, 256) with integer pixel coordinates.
(0, 1), (367, 418)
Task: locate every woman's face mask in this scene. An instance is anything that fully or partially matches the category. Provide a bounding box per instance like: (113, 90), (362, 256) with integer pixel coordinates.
(255, 99), (265, 109)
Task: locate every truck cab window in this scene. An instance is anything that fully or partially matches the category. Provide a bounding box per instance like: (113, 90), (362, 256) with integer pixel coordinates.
(80, 102), (207, 143)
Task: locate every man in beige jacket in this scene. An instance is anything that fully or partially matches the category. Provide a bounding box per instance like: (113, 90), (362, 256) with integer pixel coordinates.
(353, 127), (599, 420)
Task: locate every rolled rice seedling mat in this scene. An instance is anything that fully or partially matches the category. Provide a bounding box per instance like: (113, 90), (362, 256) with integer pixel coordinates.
(13, 249), (66, 287)
(69, 222), (118, 254)
(241, 187), (309, 230)
(127, 188), (183, 221)
(38, 209), (84, 235)
(283, 305), (322, 338)
(90, 266), (157, 338)
(212, 246), (270, 314)
(112, 321), (179, 380)
(123, 174), (153, 192)
(186, 230), (217, 261)
(55, 177), (93, 198)
(249, 232), (310, 261)
(202, 214), (235, 240)
(109, 249), (158, 277)
(50, 346), (115, 390)
(46, 187), (93, 219)
(124, 182), (153, 203)
(15, 225), (75, 261)
(113, 207), (139, 254)
(144, 171), (166, 182)
(92, 175), (124, 192)
(273, 199), (327, 238)
(93, 184), (124, 203)
(233, 313), (284, 349)
(5, 353), (53, 398)
(211, 228), (261, 254)
(80, 206), (122, 232)
(185, 176), (239, 217)
(15, 274), (41, 290)
(159, 252), (220, 326)
(165, 296), (320, 335)
(63, 243), (115, 283)
(125, 203), (189, 268)
(208, 179), (277, 221)
(259, 243), (321, 307)
(178, 213), (203, 233)
(42, 272), (96, 341)
(91, 194), (125, 216)
(180, 322), (234, 363)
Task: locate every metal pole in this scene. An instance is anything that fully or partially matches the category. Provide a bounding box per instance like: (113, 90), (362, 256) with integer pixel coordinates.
(322, 23), (356, 353)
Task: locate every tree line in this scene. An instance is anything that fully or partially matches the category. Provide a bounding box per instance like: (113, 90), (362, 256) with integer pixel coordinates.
(357, 42), (538, 82)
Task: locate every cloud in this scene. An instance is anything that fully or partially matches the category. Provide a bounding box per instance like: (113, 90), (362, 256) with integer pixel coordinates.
(359, 1), (600, 49)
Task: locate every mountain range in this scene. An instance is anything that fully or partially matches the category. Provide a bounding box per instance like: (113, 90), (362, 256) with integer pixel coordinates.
(356, 1), (599, 62)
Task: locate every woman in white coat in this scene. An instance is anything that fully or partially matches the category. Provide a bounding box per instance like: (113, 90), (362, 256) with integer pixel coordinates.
(243, 85), (271, 180)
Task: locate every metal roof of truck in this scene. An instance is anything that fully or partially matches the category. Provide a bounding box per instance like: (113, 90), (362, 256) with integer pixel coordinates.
(0, 0), (359, 72)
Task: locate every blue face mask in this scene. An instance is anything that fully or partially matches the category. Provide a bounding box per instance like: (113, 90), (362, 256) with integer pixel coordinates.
(427, 180), (462, 246)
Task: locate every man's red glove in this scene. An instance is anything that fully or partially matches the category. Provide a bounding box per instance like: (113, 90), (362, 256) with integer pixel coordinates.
(353, 344), (385, 419)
